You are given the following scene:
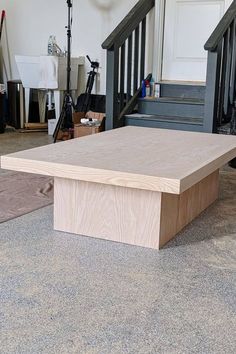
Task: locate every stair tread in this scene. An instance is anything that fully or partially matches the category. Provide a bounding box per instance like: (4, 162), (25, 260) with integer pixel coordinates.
(125, 114), (203, 125)
(159, 80), (206, 87)
(139, 97), (205, 105)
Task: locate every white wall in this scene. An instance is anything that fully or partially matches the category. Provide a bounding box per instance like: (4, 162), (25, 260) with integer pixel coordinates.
(0, 0), (140, 93)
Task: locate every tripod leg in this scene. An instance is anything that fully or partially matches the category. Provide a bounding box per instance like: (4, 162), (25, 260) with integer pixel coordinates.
(53, 104), (66, 143)
(84, 71), (96, 113)
(53, 93), (74, 143)
(63, 100), (73, 129)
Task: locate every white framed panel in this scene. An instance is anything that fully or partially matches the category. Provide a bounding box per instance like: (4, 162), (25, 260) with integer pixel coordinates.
(162, 0), (228, 82)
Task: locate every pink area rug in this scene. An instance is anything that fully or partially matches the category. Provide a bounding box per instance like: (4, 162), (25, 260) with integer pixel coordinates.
(0, 171), (53, 223)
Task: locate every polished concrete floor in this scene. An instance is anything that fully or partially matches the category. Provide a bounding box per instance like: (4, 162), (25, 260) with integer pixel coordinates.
(0, 130), (236, 353)
(0, 127), (52, 155)
(0, 128), (52, 174)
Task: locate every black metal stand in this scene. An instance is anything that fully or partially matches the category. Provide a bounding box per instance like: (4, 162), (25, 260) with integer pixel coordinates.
(53, 0), (73, 143)
(76, 56), (99, 113)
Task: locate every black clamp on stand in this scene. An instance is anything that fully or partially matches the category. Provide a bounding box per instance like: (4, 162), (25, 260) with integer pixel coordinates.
(53, 0), (74, 143)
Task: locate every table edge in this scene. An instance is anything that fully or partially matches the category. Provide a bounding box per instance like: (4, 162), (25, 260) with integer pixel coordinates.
(1, 155), (181, 194)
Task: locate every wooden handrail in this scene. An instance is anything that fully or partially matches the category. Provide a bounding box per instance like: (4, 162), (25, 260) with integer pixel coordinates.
(205, 0), (236, 51)
(102, 0), (155, 50)
(103, 0), (154, 130)
(204, 1), (236, 133)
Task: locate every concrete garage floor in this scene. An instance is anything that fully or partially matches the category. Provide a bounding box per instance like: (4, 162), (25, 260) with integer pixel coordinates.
(0, 128), (52, 175)
(0, 127), (52, 157)
(0, 130), (236, 353)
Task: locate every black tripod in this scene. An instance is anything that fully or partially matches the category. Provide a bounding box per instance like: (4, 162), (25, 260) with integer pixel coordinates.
(53, 0), (74, 143)
(76, 55), (99, 113)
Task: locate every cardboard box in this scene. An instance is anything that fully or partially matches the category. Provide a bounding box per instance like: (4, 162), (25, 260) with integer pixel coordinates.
(73, 111), (105, 124)
(73, 111), (85, 125)
(57, 129), (73, 141)
(73, 111), (105, 139)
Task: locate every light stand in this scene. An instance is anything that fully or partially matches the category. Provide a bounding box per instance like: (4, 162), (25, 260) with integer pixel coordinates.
(53, 0), (73, 142)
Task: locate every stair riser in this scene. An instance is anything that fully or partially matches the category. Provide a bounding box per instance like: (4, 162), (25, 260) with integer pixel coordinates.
(138, 100), (204, 118)
(125, 118), (204, 132)
(160, 84), (205, 100)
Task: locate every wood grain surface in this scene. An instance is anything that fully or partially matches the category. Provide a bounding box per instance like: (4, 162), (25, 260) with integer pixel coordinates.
(54, 177), (162, 249)
(159, 170), (219, 247)
(54, 170), (219, 250)
(1, 127), (236, 193)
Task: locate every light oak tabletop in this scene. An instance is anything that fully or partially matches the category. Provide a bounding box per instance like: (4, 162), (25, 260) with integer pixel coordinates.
(1, 126), (236, 194)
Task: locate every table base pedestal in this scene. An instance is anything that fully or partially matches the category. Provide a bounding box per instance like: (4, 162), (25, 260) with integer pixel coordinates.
(54, 170), (219, 250)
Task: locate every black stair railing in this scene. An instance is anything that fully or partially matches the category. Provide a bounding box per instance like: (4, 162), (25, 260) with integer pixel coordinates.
(204, 0), (236, 133)
(102, 0), (155, 130)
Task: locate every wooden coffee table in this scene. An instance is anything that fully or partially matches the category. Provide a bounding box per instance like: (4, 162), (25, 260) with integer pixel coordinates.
(1, 127), (236, 249)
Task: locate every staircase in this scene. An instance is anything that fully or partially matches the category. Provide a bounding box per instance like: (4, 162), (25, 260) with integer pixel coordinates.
(102, 0), (236, 137)
(125, 82), (205, 132)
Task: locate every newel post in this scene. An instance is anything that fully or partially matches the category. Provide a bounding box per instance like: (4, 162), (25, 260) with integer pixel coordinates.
(204, 49), (221, 133)
(105, 45), (119, 130)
